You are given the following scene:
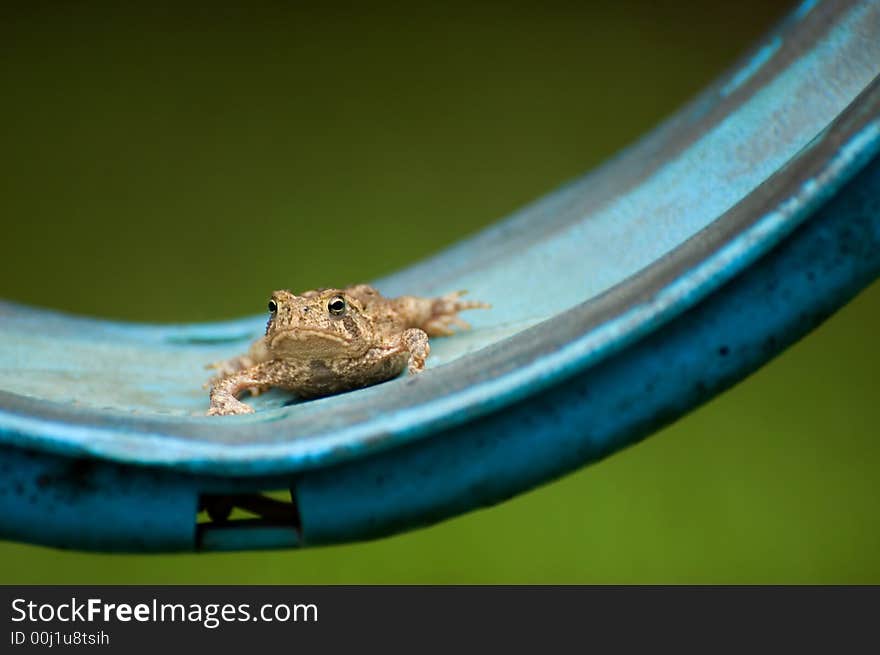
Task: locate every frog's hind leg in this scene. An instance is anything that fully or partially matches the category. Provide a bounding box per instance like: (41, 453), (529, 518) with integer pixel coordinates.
(417, 290), (490, 337)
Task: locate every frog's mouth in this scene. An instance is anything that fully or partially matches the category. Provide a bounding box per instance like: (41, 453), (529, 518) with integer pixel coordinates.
(270, 329), (356, 356)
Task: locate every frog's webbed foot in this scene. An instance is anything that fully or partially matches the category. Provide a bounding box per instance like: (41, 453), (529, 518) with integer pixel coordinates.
(422, 290), (490, 337)
(402, 328), (430, 374)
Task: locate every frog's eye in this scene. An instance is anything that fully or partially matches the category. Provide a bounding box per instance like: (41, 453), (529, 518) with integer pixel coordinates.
(327, 295), (346, 316)
(267, 299), (278, 313)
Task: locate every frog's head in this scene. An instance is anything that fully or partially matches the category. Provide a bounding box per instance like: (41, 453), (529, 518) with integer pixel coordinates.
(264, 289), (374, 359)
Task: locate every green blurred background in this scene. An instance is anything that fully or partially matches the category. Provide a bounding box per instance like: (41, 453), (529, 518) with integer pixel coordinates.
(2, 1), (878, 582)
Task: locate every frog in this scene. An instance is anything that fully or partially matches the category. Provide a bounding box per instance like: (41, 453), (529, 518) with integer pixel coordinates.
(206, 284), (489, 415)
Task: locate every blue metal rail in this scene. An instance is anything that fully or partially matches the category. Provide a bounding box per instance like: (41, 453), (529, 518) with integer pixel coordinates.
(1, 0), (878, 551)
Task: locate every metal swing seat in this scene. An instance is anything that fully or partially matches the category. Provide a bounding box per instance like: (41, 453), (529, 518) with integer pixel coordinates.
(1, 0), (879, 552)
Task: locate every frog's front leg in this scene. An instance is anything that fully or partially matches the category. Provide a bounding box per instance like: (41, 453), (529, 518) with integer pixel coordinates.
(208, 360), (283, 416)
(206, 336), (271, 385)
(402, 327), (430, 373)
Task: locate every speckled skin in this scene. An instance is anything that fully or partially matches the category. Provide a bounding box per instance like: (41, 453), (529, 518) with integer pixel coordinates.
(207, 285), (489, 416)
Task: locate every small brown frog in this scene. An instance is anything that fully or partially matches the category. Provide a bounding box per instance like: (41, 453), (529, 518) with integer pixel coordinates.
(207, 284), (489, 415)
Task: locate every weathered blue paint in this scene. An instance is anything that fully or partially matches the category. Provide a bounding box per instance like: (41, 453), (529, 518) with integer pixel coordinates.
(0, 0), (878, 551)
(296, 145), (880, 545)
(0, 446), (197, 551)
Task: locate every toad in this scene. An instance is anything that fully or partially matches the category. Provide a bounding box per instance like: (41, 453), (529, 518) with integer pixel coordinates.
(207, 284), (489, 415)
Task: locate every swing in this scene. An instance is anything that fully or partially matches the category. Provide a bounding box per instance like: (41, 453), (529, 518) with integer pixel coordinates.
(1, 0), (879, 551)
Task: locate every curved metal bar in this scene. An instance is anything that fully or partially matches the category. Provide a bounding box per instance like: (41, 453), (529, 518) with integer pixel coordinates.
(0, 0), (879, 550)
(297, 136), (880, 545)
